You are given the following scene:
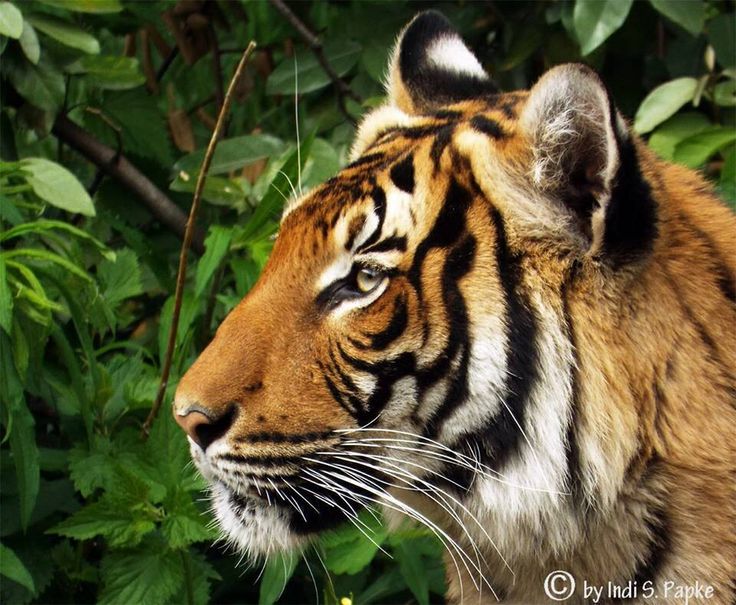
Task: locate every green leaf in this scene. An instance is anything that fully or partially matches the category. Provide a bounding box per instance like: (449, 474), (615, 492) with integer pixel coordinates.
(25, 15), (99, 54)
(573, 0), (634, 55)
(195, 226), (232, 297)
(713, 80), (736, 107)
(259, 552), (299, 605)
(648, 112), (711, 160)
(48, 495), (156, 546)
(5, 57), (65, 112)
(67, 55), (145, 90)
(648, 0), (704, 36)
(67, 438), (117, 497)
(99, 248), (143, 308)
(18, 21), (40, 64)
(237, 135), (314, 243)
(7, 401), (40, 530)
(0, 219), (109, 253)
(267, 40), (362, 95)
(38, 0), (123, 13)
(0, 2), (23, 39)
(634, 77), (698, 134)
(99, 542), (184, 605)
(0, 257), (12, 335)
(158, 291), (200, 366)
(319, 510), (387, 575)
(673, 127), (736, 168)
(94, 89), (172, 164)
(3, 248), (93, 282)
(170, 174), (246, 209)
(161, 493), (216, 548)
(709, 13), (735, 69)
(302, 138), (340, 189)
(174, 134), (284, 177)
(0, 543), (35, 593)
(392, 541), (429, 605)
(21, 158), (95, 216)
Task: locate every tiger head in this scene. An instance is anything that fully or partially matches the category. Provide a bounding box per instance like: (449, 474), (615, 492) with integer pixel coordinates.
(174, 11), (659, 561)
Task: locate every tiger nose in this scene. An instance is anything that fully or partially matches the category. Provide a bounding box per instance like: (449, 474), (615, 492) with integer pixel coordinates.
(174, 405), (236, 451)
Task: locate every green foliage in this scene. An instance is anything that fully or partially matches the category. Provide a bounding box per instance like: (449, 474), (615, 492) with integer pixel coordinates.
(0, 0), (733, 604)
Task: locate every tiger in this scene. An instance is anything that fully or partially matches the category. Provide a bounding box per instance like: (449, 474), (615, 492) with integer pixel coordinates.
(173, 10), (736, 604)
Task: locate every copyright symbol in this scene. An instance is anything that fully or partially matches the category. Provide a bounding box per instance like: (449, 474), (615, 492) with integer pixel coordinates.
(544, 570), (576, 601)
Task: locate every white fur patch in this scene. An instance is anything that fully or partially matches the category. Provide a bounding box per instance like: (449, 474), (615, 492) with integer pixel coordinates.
(426, 35), (487, 78)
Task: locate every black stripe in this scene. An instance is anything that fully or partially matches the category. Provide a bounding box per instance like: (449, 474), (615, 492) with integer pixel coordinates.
(318, 360), (359, 418)
(424, 234), (477, 436)
(359, 235), (407, 254)
(365, 295), (408, 350)
(408, 179), (471, 294)
(233, 430), (335, 444)
(354, 187), (386, 252)
(602, 137), (658, 265)
(389, 154), (415, 194)
(561, 264), (584, 503)
(481, 207), (538, 469)
(679, 213), (736, 305)
(469, 115), (505, 139)
(430, 123), (455, 168)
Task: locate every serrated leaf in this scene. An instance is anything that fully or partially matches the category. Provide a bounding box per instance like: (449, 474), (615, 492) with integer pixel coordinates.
(48, 494), (156, 548)
(26, 15), (99, 54)
(195, 226), (232, 297)
(649, 0), (704, 36)
(174, 134), (284, 176)
(161, 494), (216, 548)
(0, 543), (35, 593)
(0, 257), (12, 335)
(38, 0), (123, 13)
(648, 112), (711, 160)
(259, 552), (299, 605)
(18, 21), (40, 64)
(0, 2), (23, 39)
(99, 248), (143, 308)
(67, 55), (145, 90)
(21, 158), (95, 216)
(267, 40), (361, 95)
(634, 77), (698, 134)
(673, 127), (736, 168)
(99, 542), (183, 605)
(573, 0), (634, 55)
(67, 438), (117, 497)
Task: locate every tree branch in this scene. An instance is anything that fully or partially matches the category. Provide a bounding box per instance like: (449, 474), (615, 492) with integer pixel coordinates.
(268, 0), (361, 123)
(52, 114), (205, 253)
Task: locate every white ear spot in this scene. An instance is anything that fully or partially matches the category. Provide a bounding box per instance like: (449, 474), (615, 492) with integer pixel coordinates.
(426, 36), (488, 78)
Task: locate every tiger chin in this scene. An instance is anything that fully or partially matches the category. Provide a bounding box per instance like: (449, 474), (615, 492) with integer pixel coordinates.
(174, 10), (735, 604)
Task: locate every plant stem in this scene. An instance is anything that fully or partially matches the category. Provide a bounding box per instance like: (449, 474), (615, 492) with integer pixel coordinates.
(142, 40), (258, 439)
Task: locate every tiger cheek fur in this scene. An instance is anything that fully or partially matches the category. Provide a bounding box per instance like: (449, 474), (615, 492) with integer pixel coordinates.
(174, 10), (736, 603)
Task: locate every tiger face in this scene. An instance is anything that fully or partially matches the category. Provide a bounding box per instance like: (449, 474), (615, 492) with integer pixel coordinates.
(175, 10), (736, 602)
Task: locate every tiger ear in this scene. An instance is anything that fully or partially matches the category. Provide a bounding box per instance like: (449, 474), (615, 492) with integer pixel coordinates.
(387, 10), (498, 115)
(519, 64), (625, 247)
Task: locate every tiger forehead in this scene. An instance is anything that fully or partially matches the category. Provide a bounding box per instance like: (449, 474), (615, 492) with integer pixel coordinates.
(354, 92), (527, 159)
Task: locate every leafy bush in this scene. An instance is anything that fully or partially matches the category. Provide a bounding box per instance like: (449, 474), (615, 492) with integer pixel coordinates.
(0, 1), (733, 604)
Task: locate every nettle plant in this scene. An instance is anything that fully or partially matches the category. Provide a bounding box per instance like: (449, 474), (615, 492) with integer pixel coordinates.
(0, 0), (733, 604)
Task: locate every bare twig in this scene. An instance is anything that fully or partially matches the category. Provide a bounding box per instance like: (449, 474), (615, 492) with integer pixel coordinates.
(268, 0), (361, 123)
(52, 114), (205, 253)
(142, 40), (258, 439)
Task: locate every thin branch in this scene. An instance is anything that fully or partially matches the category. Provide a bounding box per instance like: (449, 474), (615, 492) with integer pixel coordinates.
(52, 114), (205, 253)
(156, 46), (179, 83)
(268, 0), (361, 123)
(142, 40), (258, 439)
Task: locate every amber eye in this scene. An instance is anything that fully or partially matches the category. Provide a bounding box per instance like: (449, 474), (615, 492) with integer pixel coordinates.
(355, 266), (384, 294)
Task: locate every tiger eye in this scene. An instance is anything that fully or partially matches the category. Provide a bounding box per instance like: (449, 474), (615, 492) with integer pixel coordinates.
(355, 267), (383, 293)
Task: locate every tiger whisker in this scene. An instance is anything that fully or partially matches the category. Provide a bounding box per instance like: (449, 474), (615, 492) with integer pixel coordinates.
(308, 460), (495, 598)
(341, 438), (568, 495)
(318, 452), (510, 581)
